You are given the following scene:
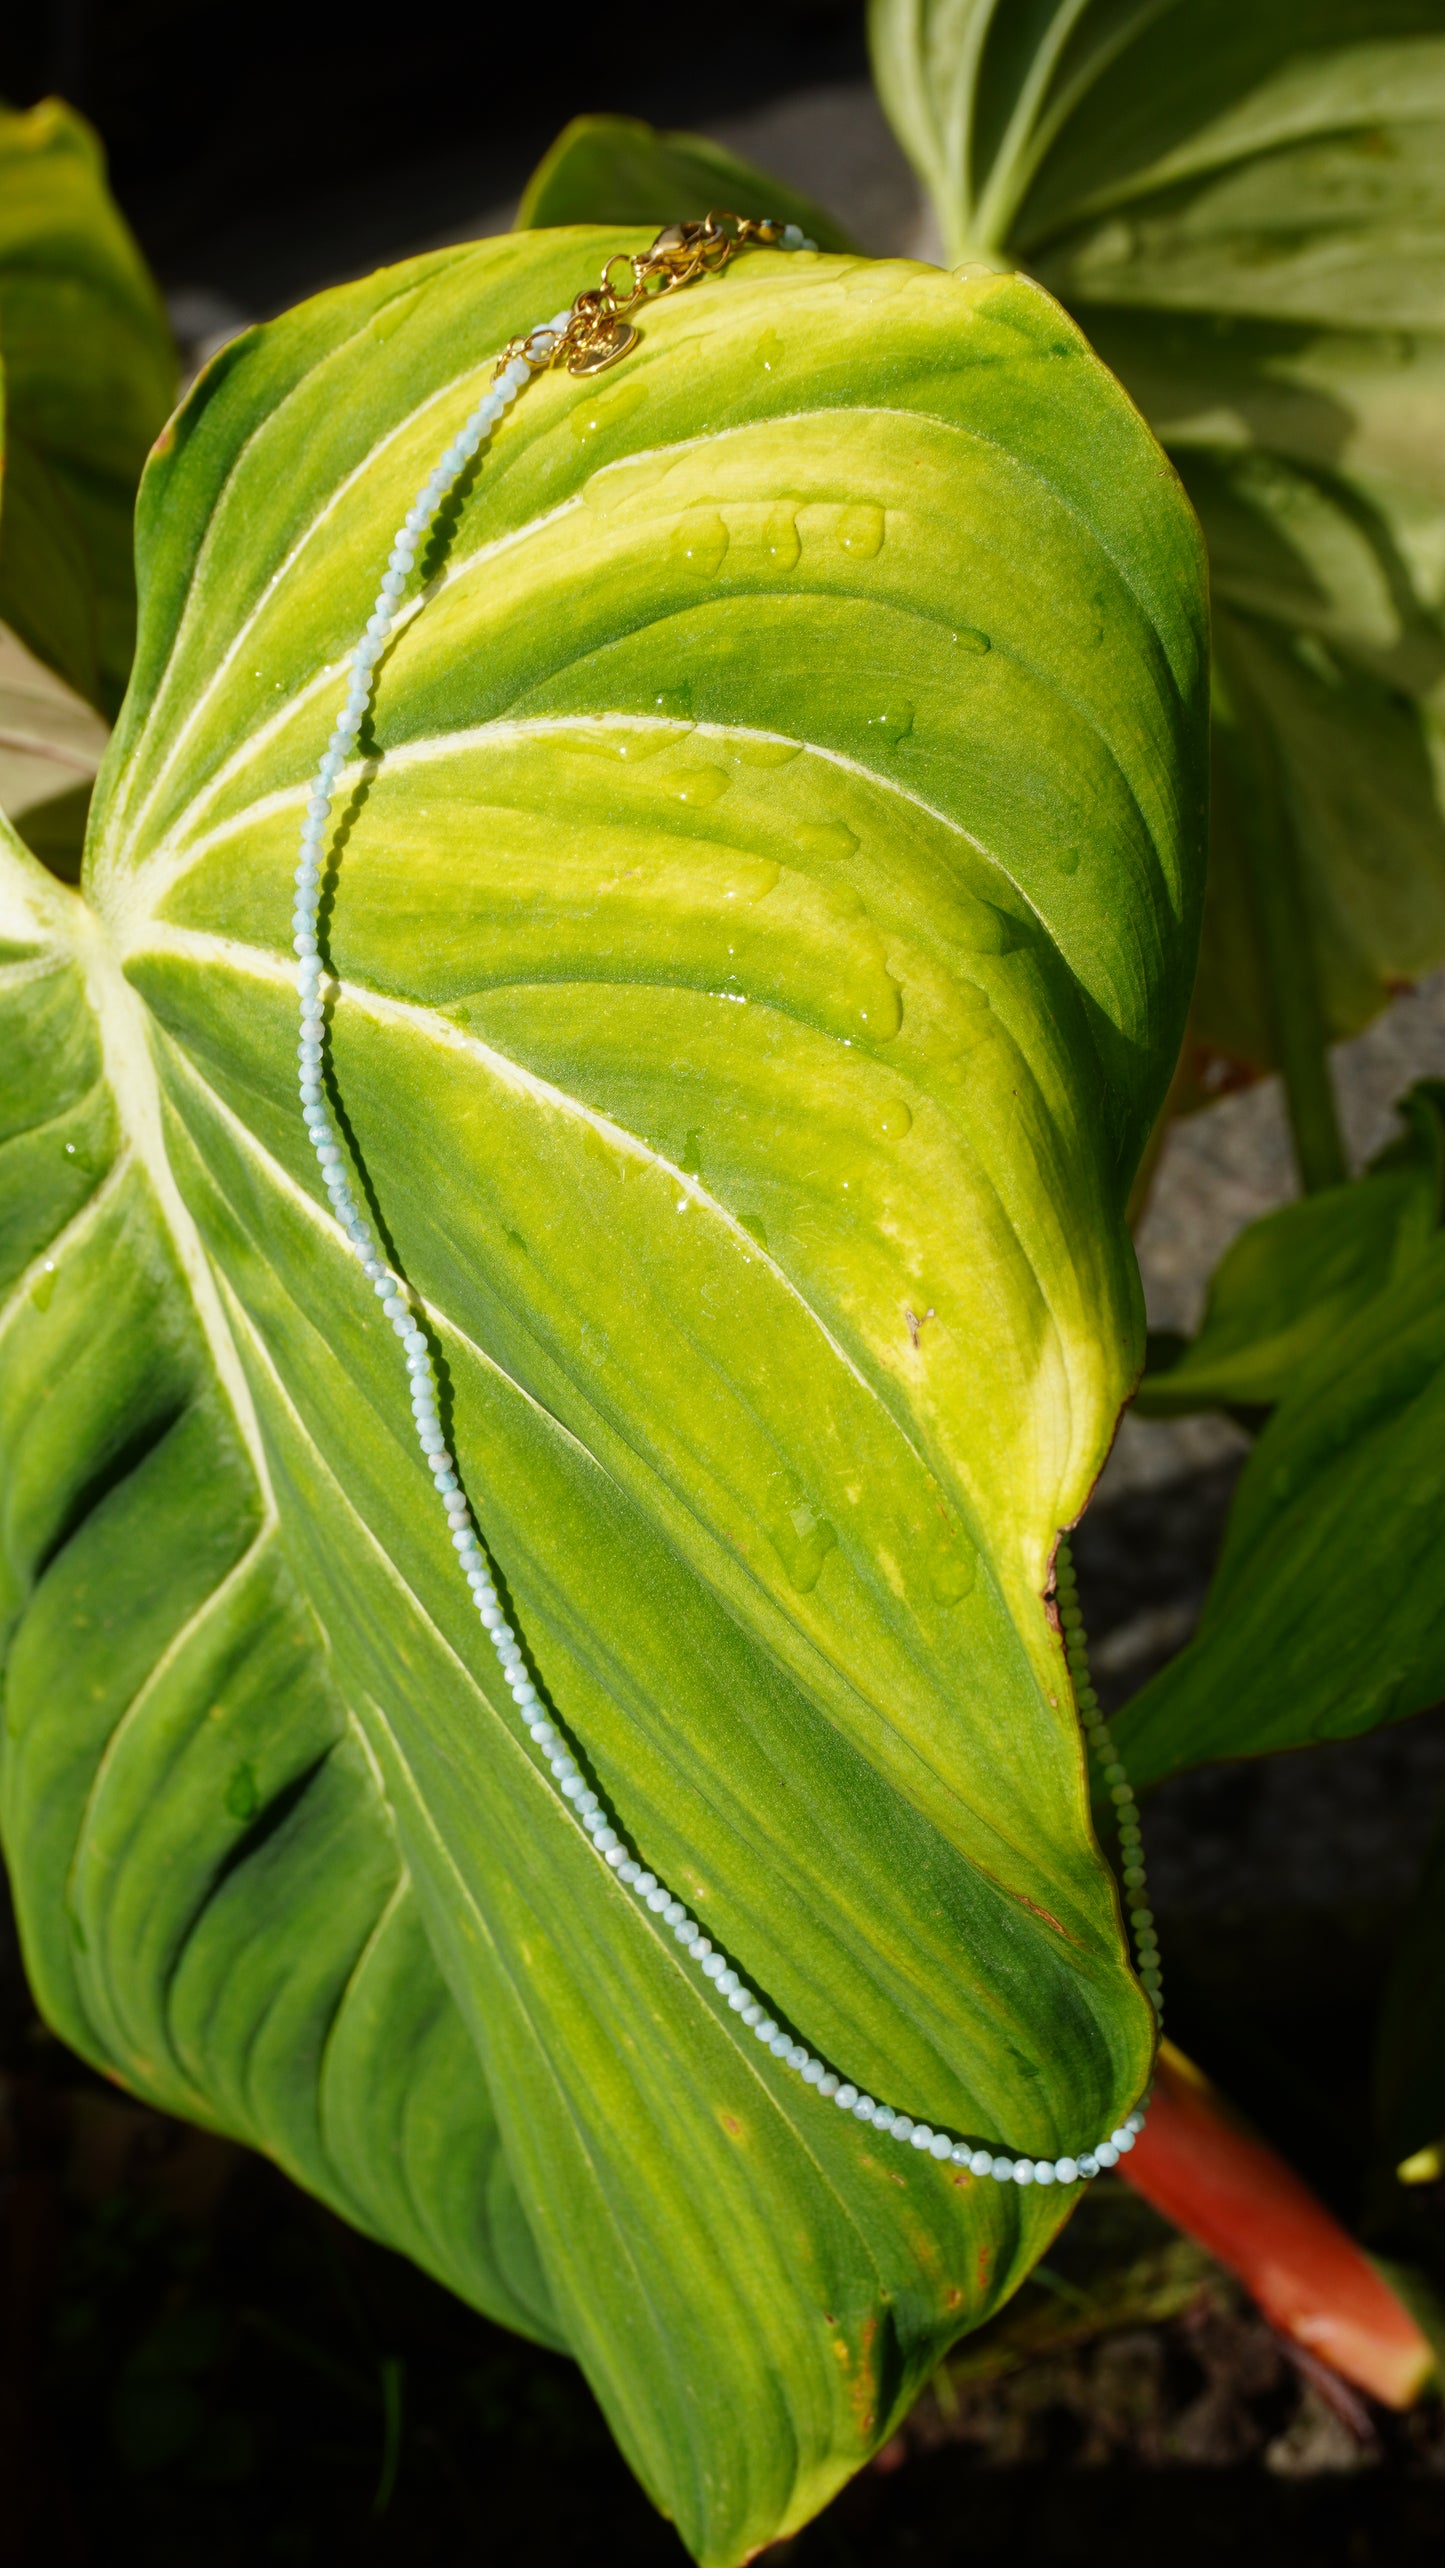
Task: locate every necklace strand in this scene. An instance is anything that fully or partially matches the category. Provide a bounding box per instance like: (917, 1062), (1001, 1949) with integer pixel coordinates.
(290, 216), (1157, 2188)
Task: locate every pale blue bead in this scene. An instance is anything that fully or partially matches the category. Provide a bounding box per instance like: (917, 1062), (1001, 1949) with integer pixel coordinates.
(854, 2097), (876, 2122)
(1077, 2153), (1099, 2178)
(929, 2133), (953, 2160)
(306, 794), (331, 819)
(717, 1969), (740, 1995)
(1094, 2142), (1120, 2168)
(1110, 2129), (1136, 2154)
(701, 1954), (724, 1981)
(910, 2125), (933, 2151)
(1054, 2158), (1079, 2184)
(990, 2158), (1014, 2181)
(741, 2002), (763, 2027)
(617, 1860), (640, 1885)
(1125, 2112), (1146, 2136)
(892, 2116), (914, 2142)
(1034, 2161), (1056, 2185)
(786, 2044), (808, 2070)
(596, 1830), (619, 1853)
(801, 2060), (824, 2086)
(634, 1872), (657, 1896)
(836, 2084), (859, 2111)
(604, 1845), (626, 1868)
(1013, 2162), (1035, 2185)
(420, 1431), (444, 1452)
(871, 2106), (896, 2130)
(951, 2143), (972, 2166)
(728, 1988), (751, 2013)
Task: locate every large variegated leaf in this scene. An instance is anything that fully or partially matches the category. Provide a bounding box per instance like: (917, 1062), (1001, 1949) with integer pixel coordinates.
(870, 0), (1445, 1175)
(0, 95), (176, 716)
(0, 229), (1205, 2560)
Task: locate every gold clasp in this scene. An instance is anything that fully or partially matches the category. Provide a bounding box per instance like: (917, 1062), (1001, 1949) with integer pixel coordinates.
(528, 210), (786, 379)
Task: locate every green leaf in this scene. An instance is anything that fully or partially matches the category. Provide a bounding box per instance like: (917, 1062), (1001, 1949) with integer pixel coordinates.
(1115, 1233), (1445, 1786)
(0, 616), (109, 880)
(0, 96), (177, 716)
(869, 0), (1445, 1160)
(1, 228), (1206, 2558)
(1137, 1081), (1445, 1415)
(516, 113), (859, 253)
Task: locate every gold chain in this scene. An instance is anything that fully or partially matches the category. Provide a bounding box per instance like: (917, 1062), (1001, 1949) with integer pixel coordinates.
(496, 211), (787, 382)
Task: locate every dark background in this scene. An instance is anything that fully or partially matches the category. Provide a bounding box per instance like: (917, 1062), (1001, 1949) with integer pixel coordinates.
(0, 0), (869, 310)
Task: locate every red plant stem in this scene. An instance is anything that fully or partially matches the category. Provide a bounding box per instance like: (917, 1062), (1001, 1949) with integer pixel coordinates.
(1118, 2040), (1435, 2409)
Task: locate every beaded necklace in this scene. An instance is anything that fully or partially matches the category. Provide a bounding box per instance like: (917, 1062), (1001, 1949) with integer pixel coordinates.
(290, 214), (1158, 2188)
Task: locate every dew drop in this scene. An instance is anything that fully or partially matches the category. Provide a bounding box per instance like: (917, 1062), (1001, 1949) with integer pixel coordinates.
(954, 626), (990, 654)
(738, 1212), (768, 1251)
(570, 380), (648, 443)
(680, 1130), (703, 1176)
(1055, 842), (1082, 875)
(755, 327), (785, 372)
(732, 735), (803, 767)
(761, 505), (800, 570)
(671, 511), (730, 576)
(660, 764), (729, 806)
(866, 701), (914, 748)
(874, 1100), (912, 1141)
(30, 1260), (56, 1311)
(930, 1542), (976, 1606)
(796, 820), (859, 861)
(834, 504), (885, 560)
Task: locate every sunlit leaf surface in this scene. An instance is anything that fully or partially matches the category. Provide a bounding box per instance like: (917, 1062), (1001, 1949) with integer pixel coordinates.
(0, 230), (1205, 2559)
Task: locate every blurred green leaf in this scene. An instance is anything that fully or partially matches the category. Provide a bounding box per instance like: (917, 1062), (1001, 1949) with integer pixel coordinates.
(0, 615), (108, 878)
(0, 227), (1207, 2559)
(516, 113), (858, 252)
(869, 0), (1445, 1179)
(1115, 1234), (1445, 1784)
(0, 95), (176, 716)
(1137, 1081), (1445, 1415)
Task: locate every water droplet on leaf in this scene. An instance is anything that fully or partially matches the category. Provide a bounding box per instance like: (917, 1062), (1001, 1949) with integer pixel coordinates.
(954, 626), (990, 654)
(874, 1100), (912, 1140)
(571, 380), (648, 443)
(755, 328), (785, 371)
(671, 511), (729, 576)
(731, 735), (803, 766)
(760, 505), (800, 569)
(866, 701), (914, 748)
(659, 764), (729, 806)
(833, 504), (884, 559)
(30, 1261), (56, 1311)
(796, 820), (859, 861)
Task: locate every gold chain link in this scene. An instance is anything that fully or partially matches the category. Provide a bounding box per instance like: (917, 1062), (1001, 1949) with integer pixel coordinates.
(496, 212), (787, 383)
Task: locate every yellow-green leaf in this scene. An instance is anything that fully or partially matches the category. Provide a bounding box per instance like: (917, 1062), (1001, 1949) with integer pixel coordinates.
(1, 229), (1206, 2559)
